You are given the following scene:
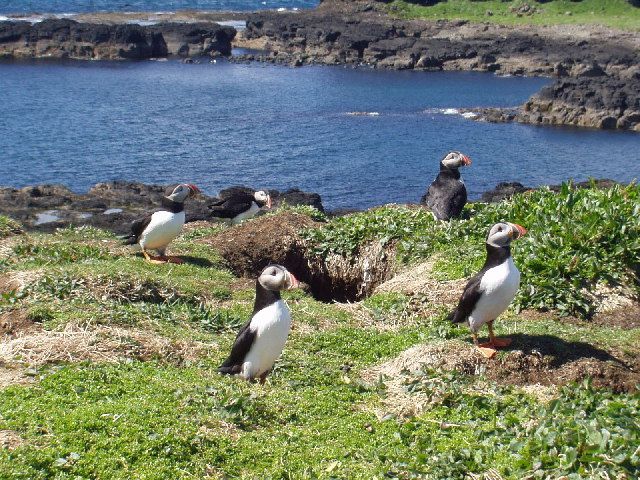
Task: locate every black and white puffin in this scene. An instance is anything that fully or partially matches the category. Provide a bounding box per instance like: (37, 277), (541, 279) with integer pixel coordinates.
(208, 187), (272, 224)
(449, 222), (527, 358)
(122, 183), (200, 264)
(421, 151), (472, 220)
(218, 264), (299, 383)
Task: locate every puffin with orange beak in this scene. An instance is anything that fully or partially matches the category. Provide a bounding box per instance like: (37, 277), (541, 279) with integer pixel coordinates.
(208, 187), (272, 224)
(218, 264), (299, 383)
(122, 183), (200, 264)
(421, 151), (472, 220)
(450, 222), (527, 358)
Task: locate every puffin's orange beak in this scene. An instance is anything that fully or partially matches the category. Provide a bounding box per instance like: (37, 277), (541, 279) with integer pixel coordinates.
(509, 223), (527, 239)
(187, 184), (201, 196)
(266, 195), (272, 209)
(287, 271), (299, 290)
(461, 154), (472, 166)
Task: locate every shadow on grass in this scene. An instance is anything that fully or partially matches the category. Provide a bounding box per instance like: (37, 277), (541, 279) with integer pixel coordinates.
(503, 333), (628, 368)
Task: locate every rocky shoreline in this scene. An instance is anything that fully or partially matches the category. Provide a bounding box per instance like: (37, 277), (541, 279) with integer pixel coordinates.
(0, 179), (621, 234)
(0, 182), (323, 234)
(0, 1), (638, 130)
(236, 1), (640, 131)
(0, 18), (236, 60)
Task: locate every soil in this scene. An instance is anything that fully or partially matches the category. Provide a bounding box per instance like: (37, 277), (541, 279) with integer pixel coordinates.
(590, 302), (640, 329)
(0, 310), (36, 337)
(202, 212), (396, 301)
(363, 336), (639, 416)
(0, 429), (25, 450)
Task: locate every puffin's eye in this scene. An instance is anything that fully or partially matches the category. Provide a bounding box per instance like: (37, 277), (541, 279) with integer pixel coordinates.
(271, 269), (277, 276)
(497, 226), (503, 232)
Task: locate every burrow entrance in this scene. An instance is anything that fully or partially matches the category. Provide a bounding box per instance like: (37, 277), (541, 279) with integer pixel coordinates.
(201, 212), (395, 302)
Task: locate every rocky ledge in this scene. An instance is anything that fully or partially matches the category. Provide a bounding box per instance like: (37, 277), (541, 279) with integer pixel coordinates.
(0, 19), (236, 60)
(236, 0), (640, 131)
(0, 182), (323, 234)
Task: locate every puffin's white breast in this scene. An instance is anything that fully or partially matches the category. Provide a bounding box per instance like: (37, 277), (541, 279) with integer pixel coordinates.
(140, 210), (185, 250)
(232, 202), (260, 224)
(468, 257), (520, 332)
(241, 300), (291, 379)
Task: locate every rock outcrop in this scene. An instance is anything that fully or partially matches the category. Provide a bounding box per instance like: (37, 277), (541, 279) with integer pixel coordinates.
(236, 2), (640, 131)
(0, 19), (236, 60)
(0, 182), (324, 233)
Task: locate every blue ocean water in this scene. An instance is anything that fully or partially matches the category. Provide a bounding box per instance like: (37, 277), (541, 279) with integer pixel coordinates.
(0, 60), (638, 209)
(0, 0), (317, 14)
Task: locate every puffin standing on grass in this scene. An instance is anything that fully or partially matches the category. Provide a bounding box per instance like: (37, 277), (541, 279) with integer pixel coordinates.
(449, 222), (527, 358)
(218, 264), (299, 383)
(122, 183), (200, 264)
(208, 187), (272, 224)
(421, 151), (472, 220)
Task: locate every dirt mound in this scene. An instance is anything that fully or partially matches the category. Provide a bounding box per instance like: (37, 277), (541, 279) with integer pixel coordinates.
(590, 302), (640, 329)
(0, 430), (25, 450)
(0, 323), (214, 374)
(202, 212), (396, 301)
(363, 337), (639, 416)
(0, 311), (36, 337)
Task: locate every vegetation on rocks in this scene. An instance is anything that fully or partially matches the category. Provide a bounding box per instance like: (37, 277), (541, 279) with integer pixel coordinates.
(388, 0), (640, 31)
(0, 187), (638, 478)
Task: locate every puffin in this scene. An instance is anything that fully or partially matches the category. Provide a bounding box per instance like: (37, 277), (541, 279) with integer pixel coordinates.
(449, 222), (527, 358)
(218, 264), (299, 383)
(421, 151), (472, 220)
(208, 186), (272, 224)
(122, 183), (200, 264)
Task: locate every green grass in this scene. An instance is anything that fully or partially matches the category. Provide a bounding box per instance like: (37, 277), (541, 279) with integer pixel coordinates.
(387, 0), (640, 31)
(0, 205), (639, 478)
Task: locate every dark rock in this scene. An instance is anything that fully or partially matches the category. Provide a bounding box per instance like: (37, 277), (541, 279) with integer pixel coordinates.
(0, 19), (236, 60)
(481, 182), (530, 203)
(0, 182), (325, 233)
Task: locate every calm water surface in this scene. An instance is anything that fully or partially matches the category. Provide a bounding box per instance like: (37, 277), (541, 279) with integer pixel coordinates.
(1, 60), (638, 209)
(0, 0), (317, 14)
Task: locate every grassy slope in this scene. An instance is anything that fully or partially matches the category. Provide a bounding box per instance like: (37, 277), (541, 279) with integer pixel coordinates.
(0, 190), (639, 479)
(387, 0), (640, 31)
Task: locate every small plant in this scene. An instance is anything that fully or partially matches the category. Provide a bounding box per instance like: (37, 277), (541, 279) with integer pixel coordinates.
(271, 203), (327, 222)
(0, 215), (23, 238)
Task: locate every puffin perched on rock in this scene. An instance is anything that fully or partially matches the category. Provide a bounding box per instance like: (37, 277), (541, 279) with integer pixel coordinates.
(208, 186), (272, 224)
(421, 151), (472, 220)
(450, 222), (527, 358)
(122, 183), (200, 263)
(218, 264), (299, 383)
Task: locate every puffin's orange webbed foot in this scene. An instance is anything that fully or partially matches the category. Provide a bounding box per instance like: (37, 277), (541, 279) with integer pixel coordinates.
(476, 346), (497, 358)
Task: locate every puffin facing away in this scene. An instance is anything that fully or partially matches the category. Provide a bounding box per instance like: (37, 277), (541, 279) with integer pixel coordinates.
(218, 264), (299, 383)
(450, 222), (527, 358)
(122, 183), (200, 264)
(421, 151), (472, 220)
(208, 187), (272, 224)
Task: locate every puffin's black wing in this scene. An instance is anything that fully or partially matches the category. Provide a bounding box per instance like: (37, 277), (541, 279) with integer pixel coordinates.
(426, 176), (466, 220)
(121, 214), (152, 245)
(208, 192), (254, 219)
(218, 320), (256, 374)
(447, 183), (467, 219)
(449, 273), (483, 324)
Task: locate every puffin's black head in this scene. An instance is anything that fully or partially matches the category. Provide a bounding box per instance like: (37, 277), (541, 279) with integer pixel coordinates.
(254, 190), (272, 209)
(258, 264), (298, 291)
(440, 151), (472, 170)
(486, 222), (527, 248)
(165, 183), (200, 203)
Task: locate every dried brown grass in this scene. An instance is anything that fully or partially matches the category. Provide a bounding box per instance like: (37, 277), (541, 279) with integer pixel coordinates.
(0, 322), (215, 374)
